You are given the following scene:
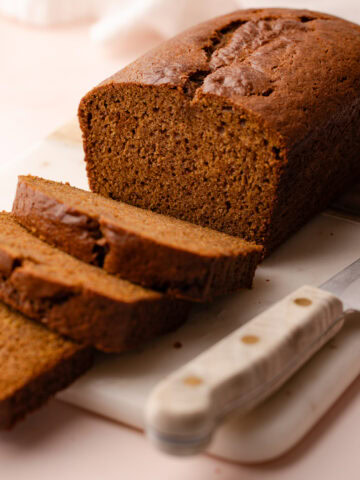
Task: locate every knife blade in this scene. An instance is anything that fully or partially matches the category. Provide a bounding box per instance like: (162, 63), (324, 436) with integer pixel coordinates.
(146, 258), (360, 456)
(321, 257), (360, 311)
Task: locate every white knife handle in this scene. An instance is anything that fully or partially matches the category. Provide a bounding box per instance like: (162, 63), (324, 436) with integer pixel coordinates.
(146, 285), (344, 455)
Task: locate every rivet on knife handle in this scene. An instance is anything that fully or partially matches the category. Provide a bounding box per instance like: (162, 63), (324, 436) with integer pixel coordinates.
(146, 286), (344, 455)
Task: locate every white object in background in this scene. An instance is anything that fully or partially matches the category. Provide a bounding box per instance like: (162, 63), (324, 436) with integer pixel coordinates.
(91, 0), (242, 57)
(0, 0), (122, 26)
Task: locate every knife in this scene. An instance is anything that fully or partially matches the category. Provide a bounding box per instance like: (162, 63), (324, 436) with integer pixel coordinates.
(146, 258), (360, 456)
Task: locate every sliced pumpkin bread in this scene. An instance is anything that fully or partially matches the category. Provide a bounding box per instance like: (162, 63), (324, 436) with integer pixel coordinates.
(0, 301), (93, 429)
(0, 212), (189, 353)
(13, 176), (262, 302)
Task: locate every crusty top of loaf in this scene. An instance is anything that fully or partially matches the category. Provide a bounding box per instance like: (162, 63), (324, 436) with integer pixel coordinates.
(97, 8), (360, 148)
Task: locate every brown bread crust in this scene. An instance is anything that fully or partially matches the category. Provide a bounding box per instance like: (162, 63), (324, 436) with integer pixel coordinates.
(12, 176), (262, 302)
(78, 8), (360, 253)
(0, 302), (93, 429)
(0, 213), (189, 353)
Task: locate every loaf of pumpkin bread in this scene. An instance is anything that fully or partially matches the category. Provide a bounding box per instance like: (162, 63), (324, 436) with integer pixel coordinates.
(0, 212), (188, 352)
(79, 8), (360, 254)
(0, 301), (92, 429)
(12, 176), (262, 302)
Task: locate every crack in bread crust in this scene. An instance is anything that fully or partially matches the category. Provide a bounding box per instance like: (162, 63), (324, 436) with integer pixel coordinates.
(185, 15), (318, 99)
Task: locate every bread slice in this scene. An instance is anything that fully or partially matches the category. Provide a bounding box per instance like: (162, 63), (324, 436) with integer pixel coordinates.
(0, 212), (189, 352)
(12, 176), (262, 302)
(78, 8), (360, 254)
(0, 301), (92, 429)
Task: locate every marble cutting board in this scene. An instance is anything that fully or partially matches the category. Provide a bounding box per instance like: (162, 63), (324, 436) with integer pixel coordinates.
(1, 120), (360, 463)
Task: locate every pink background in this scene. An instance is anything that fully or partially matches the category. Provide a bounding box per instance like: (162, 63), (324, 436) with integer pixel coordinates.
(1, 13), (360, 480)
